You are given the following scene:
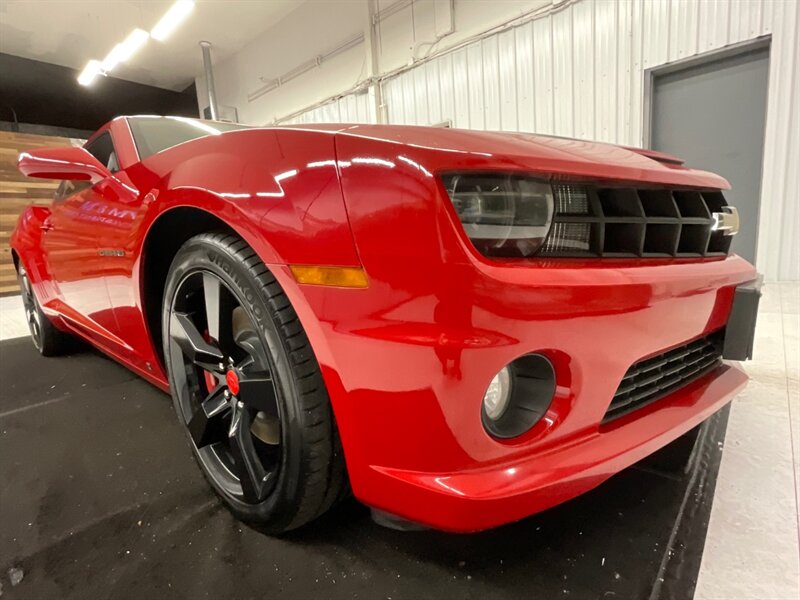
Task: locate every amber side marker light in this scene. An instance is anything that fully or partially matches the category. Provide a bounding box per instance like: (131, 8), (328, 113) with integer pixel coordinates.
(290, 265), (369, 288)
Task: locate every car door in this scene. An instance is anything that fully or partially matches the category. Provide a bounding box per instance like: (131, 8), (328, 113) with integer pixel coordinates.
(40, 131), (124, 348)
(90, 164), (150, 367)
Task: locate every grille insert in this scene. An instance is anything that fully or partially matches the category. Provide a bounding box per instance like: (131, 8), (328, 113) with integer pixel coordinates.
(539, 184), (733, 258)
(604, 332), (724, 422)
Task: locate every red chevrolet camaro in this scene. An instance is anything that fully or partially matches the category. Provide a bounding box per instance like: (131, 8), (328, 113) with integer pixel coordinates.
(12, 116), (760, 533)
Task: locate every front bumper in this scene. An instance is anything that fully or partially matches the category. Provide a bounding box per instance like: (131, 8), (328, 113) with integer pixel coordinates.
(276, 254), (758, 532)
(368, 361), (747, 531)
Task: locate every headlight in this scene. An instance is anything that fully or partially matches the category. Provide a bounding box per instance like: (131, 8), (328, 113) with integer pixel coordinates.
(441, 173), (554, 257)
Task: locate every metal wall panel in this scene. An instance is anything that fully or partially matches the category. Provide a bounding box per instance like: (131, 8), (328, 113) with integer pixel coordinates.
(532, 16), (554, 134)
(451, 47), (470, 127)
(355, 91), (371, 123)
(482, 35), (502, 131)
(728, 0), (763, 44)
(514, 22), (535, 133)
(284, 0), (799, 279)
(413, 64), (429, 125)
(467, 42), (485, 129)
(616, 0), (633, 142)
(642, 0), (669, 68)
(573, 0), (595, 140)
(628, 0), (644, 146)
(698, 0), (731, 51)
(402, 69), (417, 124)
(425, 60), (443, 125)
(499, 29), (518, 131)
(669, 0), (696, 61)
(755, 0), (799, 278)
(385, 77), (403, 124)
(552, 6), (574, 137)
(762, 0), (776, 34)
(438, 54), (456, 126)
(284, 89), (373, 125)
(594, 0), (616, 143)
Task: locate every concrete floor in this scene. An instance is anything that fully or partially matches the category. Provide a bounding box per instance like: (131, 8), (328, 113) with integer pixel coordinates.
(695, 282), (800, 600)
(0, 282), (798, 599)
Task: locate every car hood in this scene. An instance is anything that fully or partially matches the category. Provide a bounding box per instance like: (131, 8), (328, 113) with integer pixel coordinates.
(287, 123), (729, 190)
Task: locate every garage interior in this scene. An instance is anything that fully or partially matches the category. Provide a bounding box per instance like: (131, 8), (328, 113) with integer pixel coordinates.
(0, 1), (798, 599)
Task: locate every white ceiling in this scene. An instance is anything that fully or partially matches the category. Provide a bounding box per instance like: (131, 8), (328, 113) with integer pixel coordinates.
(0, 0), (305, 91)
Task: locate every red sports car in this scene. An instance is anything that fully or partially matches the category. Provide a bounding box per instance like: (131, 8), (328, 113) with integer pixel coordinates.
(12, 116), (760, 533)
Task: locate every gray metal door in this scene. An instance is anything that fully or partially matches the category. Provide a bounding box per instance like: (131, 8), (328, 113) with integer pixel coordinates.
(650, 45), (769, 264)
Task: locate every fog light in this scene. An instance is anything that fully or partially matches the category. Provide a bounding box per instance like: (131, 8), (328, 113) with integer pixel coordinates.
(481, 354), (556, 439)
(483, 367), (512, 420)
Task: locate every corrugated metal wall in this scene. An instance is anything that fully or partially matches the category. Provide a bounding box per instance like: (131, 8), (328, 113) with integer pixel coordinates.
(284, 0), (799, 281)
(285, 90), (375, 125)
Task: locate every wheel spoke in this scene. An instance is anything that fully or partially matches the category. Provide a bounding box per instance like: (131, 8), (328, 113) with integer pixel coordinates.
(237, 370), (278, 417)
(21, 273), (32, 296)
(202, 273), (237, 354)
(228, 402), (271, 502)
(170, 312), (224, 371)
(230, 311), (279, 415)
(187, 385), (230, 448)
(232, 309), (268, 364)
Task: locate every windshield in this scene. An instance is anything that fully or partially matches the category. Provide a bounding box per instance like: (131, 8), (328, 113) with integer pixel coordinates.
(127, 116), (251, 160)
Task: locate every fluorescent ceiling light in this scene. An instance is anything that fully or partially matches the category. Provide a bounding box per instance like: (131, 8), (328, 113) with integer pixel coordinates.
(151, 0), (195, 41)
(101, 44), (125, 72)
(101, 28), (149, 72)
(119, 28), (150, 62)
(78, 60), (103, 86)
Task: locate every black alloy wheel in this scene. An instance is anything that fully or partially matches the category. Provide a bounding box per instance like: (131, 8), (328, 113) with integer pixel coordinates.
(168, 269), (283, 504)
(163, 232), (347, 532)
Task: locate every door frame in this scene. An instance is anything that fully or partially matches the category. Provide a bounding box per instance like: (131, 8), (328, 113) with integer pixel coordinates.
(642, 36), (771, 150)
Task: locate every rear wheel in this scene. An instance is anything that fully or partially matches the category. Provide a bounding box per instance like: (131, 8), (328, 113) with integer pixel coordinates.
(18, 264), (72, 356)
(162, 232), (347, 532)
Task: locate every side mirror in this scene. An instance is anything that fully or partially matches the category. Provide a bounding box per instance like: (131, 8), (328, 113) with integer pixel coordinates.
(18, 146), (111, 184)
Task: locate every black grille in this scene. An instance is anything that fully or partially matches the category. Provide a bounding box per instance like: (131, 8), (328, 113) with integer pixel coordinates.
(604, 332), (724, 422)
(540, 184), (733, 258)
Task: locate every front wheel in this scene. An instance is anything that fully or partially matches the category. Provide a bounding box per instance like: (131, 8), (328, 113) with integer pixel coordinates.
(162, 232), (347, 533)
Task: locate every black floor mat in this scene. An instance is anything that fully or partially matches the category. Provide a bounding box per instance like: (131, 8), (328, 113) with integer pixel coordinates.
(0, 336), (727, 600)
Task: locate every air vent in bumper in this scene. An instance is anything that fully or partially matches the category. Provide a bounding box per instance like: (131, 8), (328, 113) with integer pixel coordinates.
(604, 332), (724, 422)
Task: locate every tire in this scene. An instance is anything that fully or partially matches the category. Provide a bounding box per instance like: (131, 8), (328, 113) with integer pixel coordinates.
(161, 232), (347, 533)
(17, 264), (72, 356)
(644, 423), (704, 474)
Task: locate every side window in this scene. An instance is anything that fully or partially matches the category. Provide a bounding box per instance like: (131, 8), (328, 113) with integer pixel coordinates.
(84, 132), (119, 174)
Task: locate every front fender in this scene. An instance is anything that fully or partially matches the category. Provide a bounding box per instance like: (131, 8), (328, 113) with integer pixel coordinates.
(134, 190), (348, 406)
(130, 128), (364, 407)
(132, 128), (361, 268)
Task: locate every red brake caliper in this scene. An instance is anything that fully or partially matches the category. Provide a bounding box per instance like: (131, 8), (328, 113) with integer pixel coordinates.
(203, 370), (217, 392)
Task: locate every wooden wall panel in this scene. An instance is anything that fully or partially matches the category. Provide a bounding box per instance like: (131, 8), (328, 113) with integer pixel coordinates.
(0, 131), (84, 296)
